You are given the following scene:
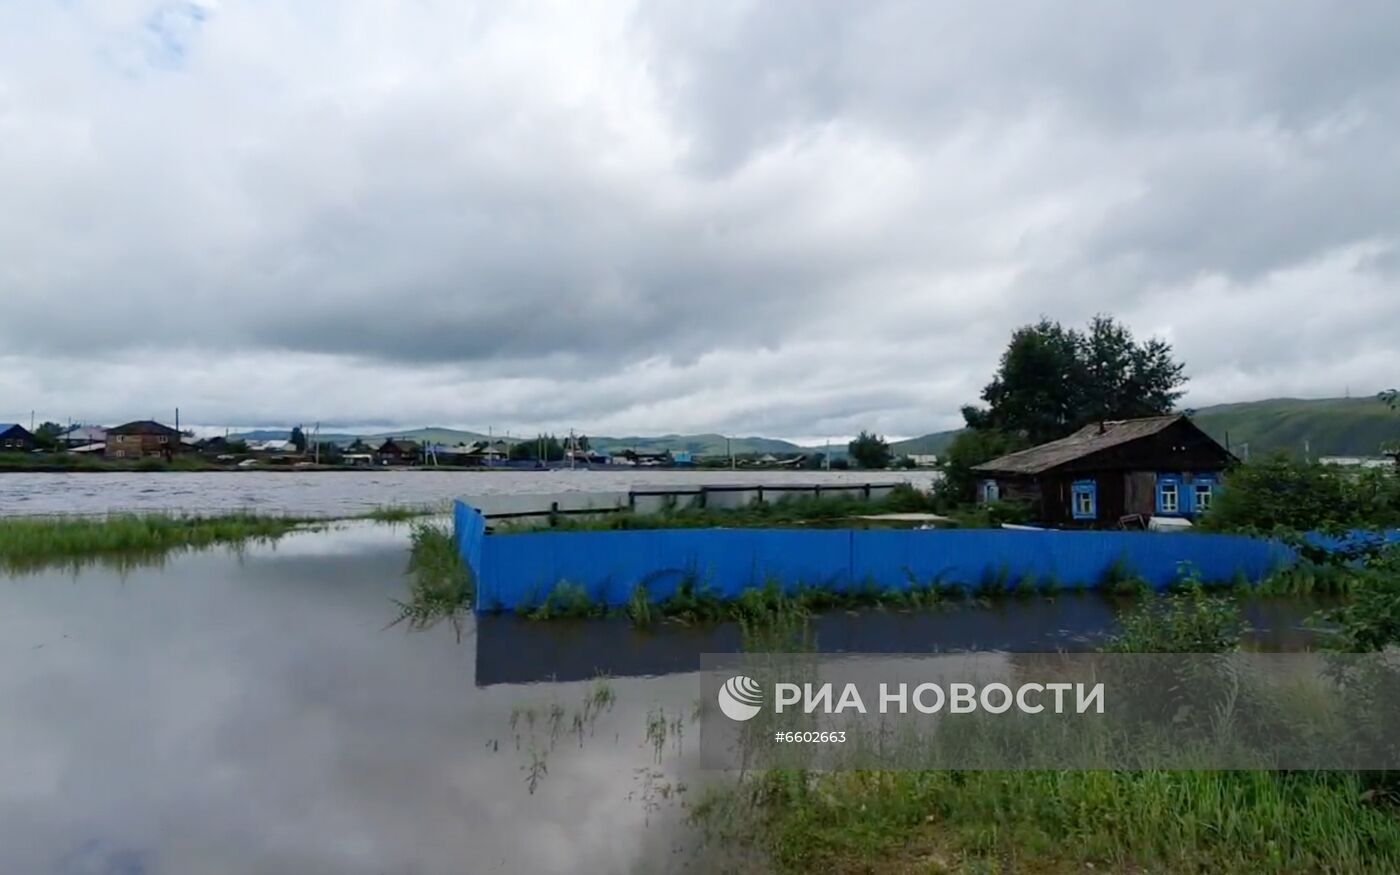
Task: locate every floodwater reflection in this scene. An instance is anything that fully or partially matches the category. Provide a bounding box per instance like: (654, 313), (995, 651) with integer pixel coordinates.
(0, 522), (1336, 873)
(0, 523), (700, 874)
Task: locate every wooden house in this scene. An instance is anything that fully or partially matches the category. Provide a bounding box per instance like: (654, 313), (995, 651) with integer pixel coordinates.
(970, 415), (1233, 528)
(0, 423), (35, 453)
(375, 438), (422, 465)
(106, 420), (184, 460)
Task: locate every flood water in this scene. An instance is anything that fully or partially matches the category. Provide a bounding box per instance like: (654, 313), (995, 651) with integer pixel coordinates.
(0, 470), (937, 518)
(0, 521), (1330, 873)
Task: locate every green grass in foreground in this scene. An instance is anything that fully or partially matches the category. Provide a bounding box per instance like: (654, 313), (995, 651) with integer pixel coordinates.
(688, 587), (1400, 874)
(697, 768), (1400, 874)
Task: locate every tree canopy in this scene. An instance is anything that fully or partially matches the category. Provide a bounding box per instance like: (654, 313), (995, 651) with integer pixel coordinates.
(31, 421), (63, 450)
(847, 431), (892, 469)
(509, 434), (565, 462)
(963, 315), (1187, 445)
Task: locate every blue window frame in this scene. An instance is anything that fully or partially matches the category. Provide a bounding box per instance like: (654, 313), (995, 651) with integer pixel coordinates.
(1192, 476), (1216, 514)
(1156, 474), (1182, 515)
(1071, 479), (1097, 520)
(980, 479), (1000, 503)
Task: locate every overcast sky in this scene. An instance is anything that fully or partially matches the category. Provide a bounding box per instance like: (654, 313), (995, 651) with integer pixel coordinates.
(2, 1), (1398, 441)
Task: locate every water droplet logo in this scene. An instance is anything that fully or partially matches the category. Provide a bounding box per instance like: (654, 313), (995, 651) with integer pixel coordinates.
(717, 675), (763, 721)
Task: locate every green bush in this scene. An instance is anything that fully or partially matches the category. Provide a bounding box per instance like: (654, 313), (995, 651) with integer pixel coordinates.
(1200, 454), (1400, 532)
(1317, 547), (1400, 652)
(1103, 588), (1246, 653)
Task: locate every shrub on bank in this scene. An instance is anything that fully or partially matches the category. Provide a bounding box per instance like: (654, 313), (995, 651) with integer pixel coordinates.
(1199, 454), (1400, 532)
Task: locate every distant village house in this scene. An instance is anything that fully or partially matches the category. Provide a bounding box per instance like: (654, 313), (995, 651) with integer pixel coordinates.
(375, 438), (422, 465)
(60, 425), (107, 448)
(971, 415), (1234, 529)
(0, 423), (35, 453)
(106, 420), (184, 460)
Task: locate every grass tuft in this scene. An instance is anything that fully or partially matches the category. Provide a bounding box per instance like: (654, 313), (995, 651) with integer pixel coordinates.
(0, 513), (312, 573)
(389, 522), (474, 637)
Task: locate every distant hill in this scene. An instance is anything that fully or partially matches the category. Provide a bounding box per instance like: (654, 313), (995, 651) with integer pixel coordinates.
(590, 434), (804, 456)
(884, 396), (1400, 461)
(890, 429), (962, 457)
(225, 427), (802, 455)
(367, 427), (492, 446)
(225, 399), (1399, 460)
(1190, 397), (1400, 458)
(227, 427), (489, 446)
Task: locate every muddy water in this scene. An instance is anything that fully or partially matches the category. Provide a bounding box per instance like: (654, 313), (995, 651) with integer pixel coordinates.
(0, 522), (1329, 873)
(0, 469), (937, 518)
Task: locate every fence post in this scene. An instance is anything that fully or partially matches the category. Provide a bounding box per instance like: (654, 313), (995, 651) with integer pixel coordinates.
(864, 484), (872, 501)
(549, 500), (559, 528)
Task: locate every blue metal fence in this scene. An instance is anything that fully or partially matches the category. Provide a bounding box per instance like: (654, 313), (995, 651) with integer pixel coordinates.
(454, 500), (1330, 612)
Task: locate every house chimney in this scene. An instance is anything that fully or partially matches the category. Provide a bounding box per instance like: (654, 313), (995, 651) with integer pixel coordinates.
(1097, 420), (1106, 434)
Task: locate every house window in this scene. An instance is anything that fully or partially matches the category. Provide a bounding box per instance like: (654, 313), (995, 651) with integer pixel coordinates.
(158, 436), (168, 444)
(980, 480), (1000, 503)
(1194, 481), (1214, 513)
(1071, 480), (1097, 520)
(1157, 477), (1180, 514)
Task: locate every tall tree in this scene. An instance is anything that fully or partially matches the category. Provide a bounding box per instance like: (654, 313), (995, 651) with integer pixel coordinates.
(963, 318), (1085, 442)
(847, 431), (892, 469)
(964, 315), (1187, 444)
(509, 434), (564, 462)
(290, 426), (307, 453)
(1079, 315), (1186, 424)
(32, 421), (63, 450)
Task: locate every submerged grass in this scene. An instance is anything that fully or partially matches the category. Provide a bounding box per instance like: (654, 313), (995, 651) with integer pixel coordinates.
(518, 572), (988, 625)
(390, 522), (475, 638)
(359, 504), (439, 523)
(0, 513), (315, 573)
(0, 504), (441, 573)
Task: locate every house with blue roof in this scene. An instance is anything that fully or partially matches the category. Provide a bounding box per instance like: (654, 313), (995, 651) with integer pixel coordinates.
(0, 423), (35, 453)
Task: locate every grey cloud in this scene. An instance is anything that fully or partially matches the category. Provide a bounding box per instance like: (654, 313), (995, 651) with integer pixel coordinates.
(0, 1), (1398, 438)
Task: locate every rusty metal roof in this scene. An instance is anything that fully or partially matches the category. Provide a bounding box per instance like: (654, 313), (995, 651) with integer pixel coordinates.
(971, 415), (1185, 476)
